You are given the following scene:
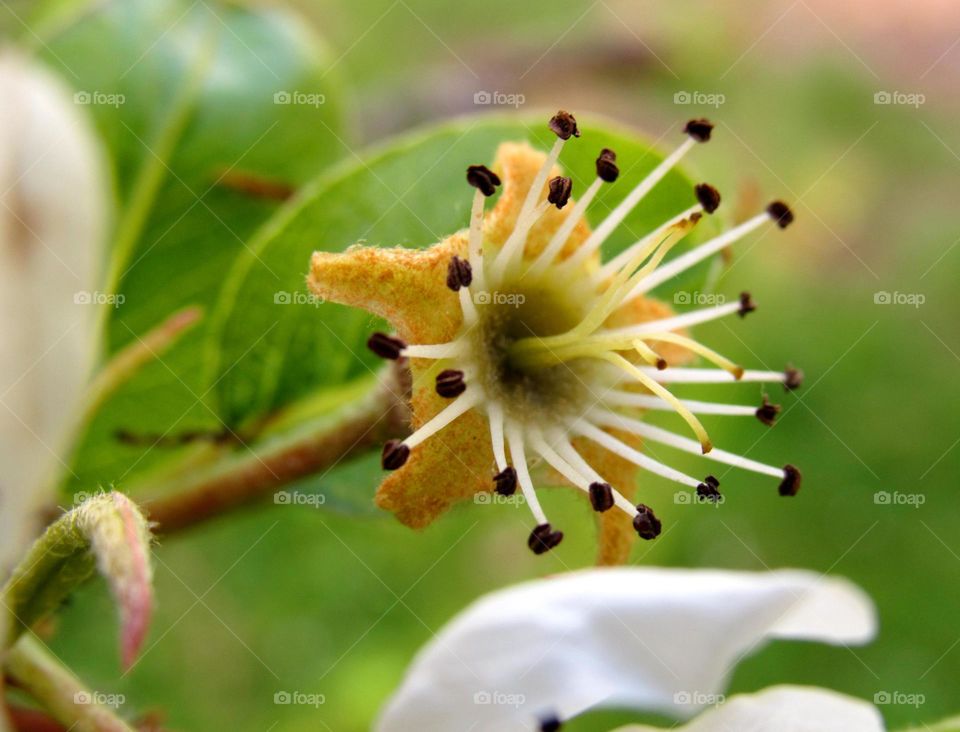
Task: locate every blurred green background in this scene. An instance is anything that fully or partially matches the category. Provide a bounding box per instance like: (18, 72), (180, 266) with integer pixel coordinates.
(4, 0), (959, 729)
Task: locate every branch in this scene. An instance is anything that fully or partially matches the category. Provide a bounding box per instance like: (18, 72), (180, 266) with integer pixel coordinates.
(139, 367), (410, 533)
(3, 636), (134, 732)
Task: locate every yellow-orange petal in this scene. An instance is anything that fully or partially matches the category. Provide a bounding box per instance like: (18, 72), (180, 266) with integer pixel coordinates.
(484, 142), (593, 266)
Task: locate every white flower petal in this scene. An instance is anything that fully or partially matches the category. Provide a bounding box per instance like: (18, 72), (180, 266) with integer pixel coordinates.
(0, 50), (108, 578)
(376, 568), (876, 732)
(616, 685), (884, 732)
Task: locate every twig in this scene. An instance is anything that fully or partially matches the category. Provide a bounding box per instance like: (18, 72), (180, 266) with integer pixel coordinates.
(4, 636), (134, 732)
(139, 368), (410, 533)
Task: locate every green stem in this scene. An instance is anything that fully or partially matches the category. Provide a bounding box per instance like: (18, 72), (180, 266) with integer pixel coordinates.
(4, 636), (134, 732)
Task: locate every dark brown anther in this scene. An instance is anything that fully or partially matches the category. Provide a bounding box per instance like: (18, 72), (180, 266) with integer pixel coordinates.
(588, 482), (615, 512)
(367, 332), (406, 360)
(695, 183), (722, 214)
(697, 476), (722, 502)
(595, 148), (619, 182)
(633, 504), (662, 540)
(446, 255), (473, 291)
(755, 395), (781, 426)
(435, 369), (466, 398)
(528, 523), (564, 554)
(738, 291), (756, 317)
(539, 715), (563, 732)
(548, 110), (580, 140)
(656, 357), (668, 370)
(381, 440), (410, 470)
(784, 365), (804, 391)
(779, 464), (802, 496)
(494, 466), (517, 496)
(547, 176), (573, 209)
(684, 118), (714, 142)
(466, 164), (501, 196)
(767, 200), (795, 229)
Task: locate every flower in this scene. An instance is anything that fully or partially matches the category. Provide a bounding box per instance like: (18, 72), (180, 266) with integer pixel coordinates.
(308, 111), (800, 563)
(0, 50), (108, 579)
(376, 567), (880, 731)
(614, 687), (883, 732)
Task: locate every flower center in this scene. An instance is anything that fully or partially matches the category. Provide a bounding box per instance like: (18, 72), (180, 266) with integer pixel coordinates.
(467, 276), (598, 424)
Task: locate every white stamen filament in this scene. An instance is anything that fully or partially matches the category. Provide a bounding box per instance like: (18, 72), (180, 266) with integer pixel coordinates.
(491, 200), (553, 280)
(487, 401), (508, 470)
(529, 431), (592, 491)
(402, 342), (466, 359)
(549, 435), (638, 515)
(590, 409), (785, 479)
(644, 367), (792, 385)
(525, 177), (603, 277)
(603, 391), (759, 417)
(467, 189), (487, 293)
(563, 136), (697, 270)
(629, 210), (771, 297)
(594, 203), (702, 283)
(491, 138), (564, 278)
(458, 287), (478, 326)
(605, 299), (744, 339)
(506, 422), (549, 525)
(572, 419), (701, 489)
(404, 391), (481, 449)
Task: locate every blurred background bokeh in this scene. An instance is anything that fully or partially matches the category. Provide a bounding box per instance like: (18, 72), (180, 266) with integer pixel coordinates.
(2, 0), (959, 729)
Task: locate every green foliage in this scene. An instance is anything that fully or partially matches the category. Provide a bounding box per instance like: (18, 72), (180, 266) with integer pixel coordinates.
(30, 0), (347, 494)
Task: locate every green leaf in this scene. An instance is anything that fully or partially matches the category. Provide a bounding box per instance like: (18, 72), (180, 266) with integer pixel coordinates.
(207, 114), (712, 427)
(2, 492), (154, 670)
(899, 717), (960, 732)
(34, 0), (348, 494)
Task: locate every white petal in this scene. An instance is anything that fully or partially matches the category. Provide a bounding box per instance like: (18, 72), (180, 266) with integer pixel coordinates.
(376, 569), (876, 732)
(0, 51), (108, 578)
(615, 685), (884, 732)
